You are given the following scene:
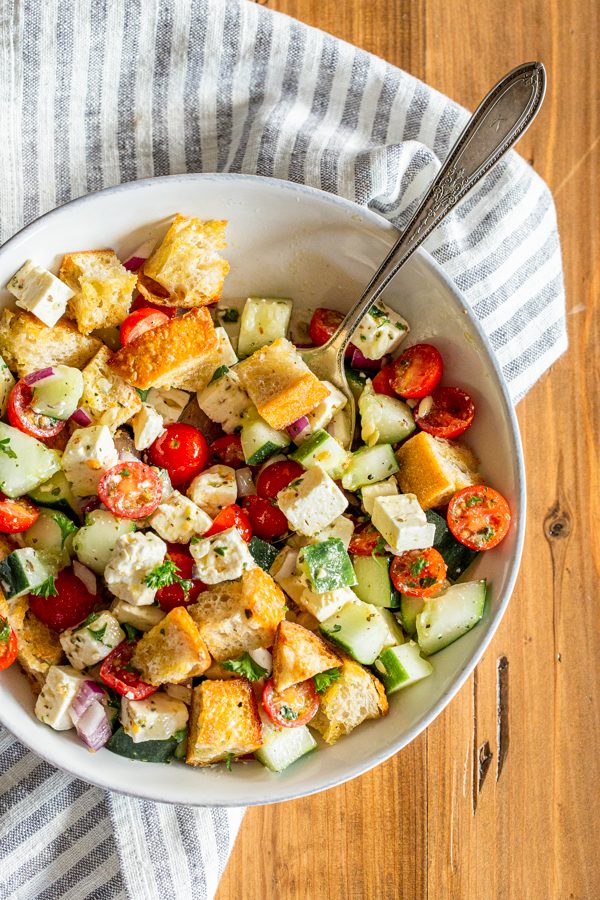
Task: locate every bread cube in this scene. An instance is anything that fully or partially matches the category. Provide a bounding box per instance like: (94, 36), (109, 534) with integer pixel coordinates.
(62, 425), (119, 496)
(0, 309), (101, 378)
(34, 665), (86, 730)
(235, 338), (329, 430)
(149, 490), (212, 544)
(59, 249), (137, 334)
(132, 607), (211, 685)
(196, 368), (251, 434)
(371, 493), (435, 554)
(0, 594), (64, 688)
(60, 612), (125, 670)
(79, 346), (141, 431)
(189, 526), (255, 584)
(310, 657), (388, 744)
(272, 620), (341, 692)
(396, 431), (479, 510)
(186, 678), (263, 765)
(121, 693), (189, 743)
(172, 327), (238, 392)
(7, 260), (74, 327)
(277, 466), (348, 536)
(104, 531), (167, 606)
(187, 465), (237, 518)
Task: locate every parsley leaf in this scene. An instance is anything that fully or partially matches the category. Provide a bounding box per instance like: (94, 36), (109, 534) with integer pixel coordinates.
(209, 365), (229, 384)
(369, 303), (387, 319)
(410, 556), (428, 577)
(479, 526), (496, 542)
(419, 575), (438, 589)
(119, 467), (131, 478)
(0, 438), (16, 459)
(30, 576), (58, 598)
(51, 512), (78, 547)
(88, 622), (108, 641)
(173, 728), (187, 744)
(225, 752), (234, 771)
(214, 546), (226, 557)
(330, 624), (342, 633)
(313, 668), (340, 694)
(144, 559), (192, 597)
(0, 617), (11, 643)
(279, 705), (299, 721)
(136, 388), (150, 402)
(222, 652), (267, 682)
(122, 623), (140, 642)
(465, 494), (484, 508)
(221, 308), (239, 323)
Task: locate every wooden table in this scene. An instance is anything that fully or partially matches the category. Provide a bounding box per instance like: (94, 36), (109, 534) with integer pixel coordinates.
(218, 2), (599, 897)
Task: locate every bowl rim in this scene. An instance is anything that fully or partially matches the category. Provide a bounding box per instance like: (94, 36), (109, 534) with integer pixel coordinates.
(0, 172), (526, 806)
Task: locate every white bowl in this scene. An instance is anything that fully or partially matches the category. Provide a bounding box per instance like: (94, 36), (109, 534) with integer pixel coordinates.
(0, 174), (525, 806)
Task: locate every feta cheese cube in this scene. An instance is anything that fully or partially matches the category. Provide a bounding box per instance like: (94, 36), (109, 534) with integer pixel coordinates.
(197, 369), (251, 434)
(371, 493), (435, 554)
(213, 326), (238, 367)
(361, 476), (399, 516)
(111, 599), (166, 632)
(0, 354), (15, 417)
(7, 260), (74, 327)
(104, 531), (167, 606)
(131, 404), (164, 451)
(145, 387), (190, 425)
(121, 693), (189, 743)
(149, 490), (212, 544)
(190, 526), (255, 584)
(294, 381), (347, 443)
(298, 579), (358, 621)
(352, 300), (409, 359)
(62, 425), (119, 496)
(60, 612), (125, 670)
(277, 466), (348, 536)
(34, 665), (86, 730)
(187, 465), (237, 518)
(309, 515), (355, 550)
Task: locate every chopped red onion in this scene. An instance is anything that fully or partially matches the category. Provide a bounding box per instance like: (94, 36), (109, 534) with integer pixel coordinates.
(287, 416), (310, 440)
(350, 348), (385, 371)
(75, 700), (112, 751)
(70, 680), (106, 724)
(23, 367), (55, 386)
(123, 238), (155, 272)
(70, 407), (93, 426)
(72, 561), (97, 595)
(235, 467), (255, 497)
(80, 496), (102, 516)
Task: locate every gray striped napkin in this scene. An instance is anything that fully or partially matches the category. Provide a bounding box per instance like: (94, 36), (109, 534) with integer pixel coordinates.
(0, 0), (566, 898)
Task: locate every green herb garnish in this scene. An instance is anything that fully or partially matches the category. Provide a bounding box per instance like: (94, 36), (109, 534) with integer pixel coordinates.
(122, 623), (140, 642)
(88, 622), (108, 641)
(0, 438), (16, 459)
(0, 618), (11, 643)
(225, 752), (234, 771)
(222, 652), (267, 682)
(279, 705), (299, 721)
(144, 559), (192, 597)
(313, 668), (340, 694)
(30, 576), (58, 598)
(465, 495), (484, 508)
(221, 308), (239, 323)
(410, 556), (428, 577)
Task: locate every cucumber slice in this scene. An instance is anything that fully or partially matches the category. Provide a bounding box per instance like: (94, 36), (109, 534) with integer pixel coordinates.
(29, 471), (80, 518)
(327, 410), (354, 450)
(358, 382), (415, 446)
(240, 410), (290, 465)
(298, 538), (356, 593)
(425, 509), (479, 582)
(345, 366), (368, 400)
(0, 547), (55, 599)
(22, 508), (78, 569)
(237, 297), (293, 357)
(106, 727), (178, 764)
(0, 423), (61, 498)
(416, 580), (487, 655)
(341, 444), (399, 491)
(254, 723), (317, 772)
(399, 594), (425, 636)
(30, 366), (84, 420)
(72, 509), (136, 575)
(248, 536), (278, 572)
(320, 601), (388, 664)
(374, 642), (433, 694)
(379, 608), (405, 647)
(290, 429), (349, 478)
(353, 555), (400, 608)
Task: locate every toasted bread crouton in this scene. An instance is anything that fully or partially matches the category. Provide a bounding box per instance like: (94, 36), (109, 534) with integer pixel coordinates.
(59, 250), (137, 334)
(108, 307), (218, 390)
(396, 431), (479, 510)
(171, 327), (238, 392)
(272, 620), (342, 692)
(235, 338), (329, 430)
(186, 678), (262, 766)
(310, 657), (388, 744)
(0, 595), (64, 690)
(79, 345), (141, 431)
(140, 215), (230, 309)
(131, 607), (211, 685)
(0, 309), (101, 377)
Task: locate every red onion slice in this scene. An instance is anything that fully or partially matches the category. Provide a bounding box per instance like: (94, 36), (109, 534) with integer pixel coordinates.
(287, 416), (310, 440)
(80, 496), (102, 516)
(123, 239), (155, 272)
(70, 679), (106, 724)
(72, 561), (97, 595)
(23, 367), (55, 386)
(70, 407), (93, 426)
(350, 348), (385, 371)
(235, 467), (255, 498)
(75, 700), (112, 751)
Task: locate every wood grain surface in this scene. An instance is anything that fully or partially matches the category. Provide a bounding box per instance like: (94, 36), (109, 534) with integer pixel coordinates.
(218, 2), (599, 897)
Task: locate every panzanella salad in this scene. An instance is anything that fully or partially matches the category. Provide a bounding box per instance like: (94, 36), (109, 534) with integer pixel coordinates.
(0, 214), (511, 772)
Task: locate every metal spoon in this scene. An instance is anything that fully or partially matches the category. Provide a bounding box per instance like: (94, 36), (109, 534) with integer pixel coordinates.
(302, 61), (546, 447)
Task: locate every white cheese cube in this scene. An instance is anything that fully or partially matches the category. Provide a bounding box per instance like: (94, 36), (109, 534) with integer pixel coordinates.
(309, 515), (355, 550)
(352, 300), (409, 359)
(277, 466), (348, 536)
(190, 526), (255, 584)
(62, 425), (119, 496)
(371, 493), (435, 554)
(145, 387), (190, 425)
(187, 465), (237, 518)
(294, 381), (347, 443)
(104, 531), (167, 606)
(7, 260), (74, 327)
(300, 581), (359, 621)
(131, 404), (164, 451)
(361, 476), (399, 516)
(121, 694), (189, 743)
(111, 599), (166, 632)
(59, 612), (125, 670)
(0, 354), (15, 417)
(213, 327), (238, 367)
(149, 490), (212, 544)
(34, 665), (86, 731)
(197, 369), (251, 434)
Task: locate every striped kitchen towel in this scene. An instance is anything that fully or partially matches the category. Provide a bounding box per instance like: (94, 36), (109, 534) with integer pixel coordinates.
(0, 0), (566, 898)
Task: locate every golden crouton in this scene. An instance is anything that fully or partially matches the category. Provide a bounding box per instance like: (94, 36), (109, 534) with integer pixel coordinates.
(310, 657), (388, 745)
(131, 607), (211, 685)
(235, 337), (329, 430)
(171, 327), (238, 392)
(140, 215), (230, 308)
(396, 431), (479, 510)
(272, 620), (342, 692)
(59, 249), (137, 335)
(79, 346), (141, 431)
(108, 307), (218, 390)
(0, 309), (101, 378)
(186, 678), (263, 766)
(0, 595), (64, 690)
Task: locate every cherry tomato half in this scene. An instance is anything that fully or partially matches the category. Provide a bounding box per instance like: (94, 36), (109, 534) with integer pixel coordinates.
(262, 677), (319, 728)
(390, 548), (447, 598)
(155, 546), (207, 612)
(130, 294), (177, 318)
(309, 308), (355, 359)
(390, 344), (443, 399)
(7, 381), (66, 440)
(0, 617), (17, 671)
(242, 495), (288, 541)
(98, 461), (163, 519)
(148, 424), (209, 487)
(120, 308), (169, 346)
(414, 386), (475, 439)
(348, 523), (385, 556)
(205, 504), (252, 542)
(0, 493), (39, 533)
(209, 434), (245, 469)
(371, 364), (397, 398)
(29, 569), (97, 632)
(448, 485), (511, 551)
(99, 639), (157, 700)
(256, 460), (304, 499)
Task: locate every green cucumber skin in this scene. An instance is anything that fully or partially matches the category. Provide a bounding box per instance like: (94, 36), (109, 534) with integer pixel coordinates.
(320, 602), (388, 665)
(29, 471), (80, 519)
(425, 509), (479, 582)
(0, 549), (52, 599)
(399, 594), (425, 636)
(106, 727), (178, 763)
(249, 536), (279, 572)
(416, 580), (486, 656)
(352, 555), (400, 608)
(341, 444), (399, 491)
(345, 367), (368, 400)
(299, 538), (356, 593)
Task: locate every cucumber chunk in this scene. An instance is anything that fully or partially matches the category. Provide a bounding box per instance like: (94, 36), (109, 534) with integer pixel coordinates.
(399, 594), (425, 636)
(30, 366), (84, 420)
(320, 601), (388, 664)
(254, 723), (317, 772)
(341, 444), (399, 491)
(249, 536), (278, 572)
(0, 423), (61, 498)
(237, 297), (293, 357)
(298, 538), (356, 593)
(426, 509), (479, 582)
(240, 409), (290, 465)
(358, 382), (415, 446)
(22, 508), (78, 569)
(29, 471), (80, 518)
(353, 555), (400, 608)
(106, 727), (178, 763)
(416, 580), (487, 655)
(0, 547), (55, 599)
(374, 642), (433, 694)
(72, 509), (136, 575)
(379, 607), (405, 647)
(290, 430), (349, 478)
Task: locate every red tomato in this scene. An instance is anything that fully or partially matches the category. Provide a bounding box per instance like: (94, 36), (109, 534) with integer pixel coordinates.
(390, 344), (443, 399)
(155, 547), (206, 612)
(7, 381), (66, 440)
(148, 424), (209, 487)
(242, 495), (288, 541)
(262, 678), (319, 728)
(99, 640), (157, 699)
(120, 308), (169, 346)
(371, 364), (397, 398)
(414, 386), (475, 439)
(0, 494), (39, 533)
(209, 434), (245, 469)
(390, 548), (447, 598)
(130, 294), (177, 318)
(448, 485), (511, 551)
(29, 569), (97, 632)
(205, 504), (252, 542)
(0, 617), (17, 671)
(98, 461), (163, 519)
(348, 523), (385, 556)
(309, 308), (355, 359)
(255, 460), (304, 499)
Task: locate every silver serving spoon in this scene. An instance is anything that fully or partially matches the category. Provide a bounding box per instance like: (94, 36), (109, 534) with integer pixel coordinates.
(302, 61), (546, 447)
